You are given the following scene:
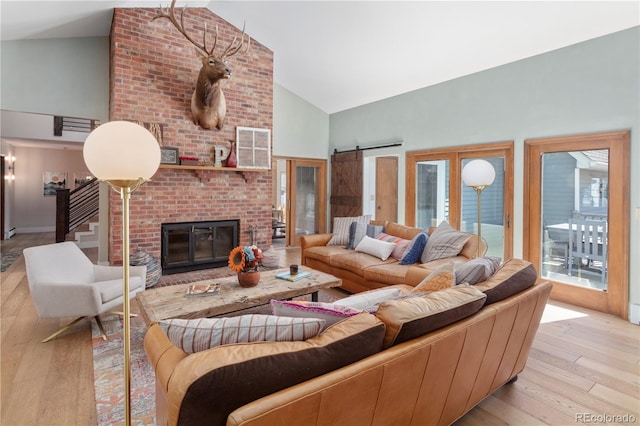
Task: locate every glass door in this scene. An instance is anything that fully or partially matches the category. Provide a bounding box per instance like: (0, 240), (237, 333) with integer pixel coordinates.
(540, 150), (609, 290)
(271, 157), (327, 247)
(288, 159), (327, 246)
(406, 142), (513, 260)
(415, 159), (450, 229)
(460, 156), (506, 258)
(524, 131), (629, 318)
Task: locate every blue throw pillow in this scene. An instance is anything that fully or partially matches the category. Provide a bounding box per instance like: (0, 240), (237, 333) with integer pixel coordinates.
(400, 232), (428, 265)
(366, 224), (385, 238)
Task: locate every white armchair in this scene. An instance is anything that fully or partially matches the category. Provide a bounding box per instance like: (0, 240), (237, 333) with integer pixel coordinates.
(23, 241), (147, 342)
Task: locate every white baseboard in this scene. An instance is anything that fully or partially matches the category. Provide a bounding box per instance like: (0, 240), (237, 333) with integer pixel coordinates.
(4, 227), (16, 239)
(15, 226), (55, 233)
(629, 303), (640, 325)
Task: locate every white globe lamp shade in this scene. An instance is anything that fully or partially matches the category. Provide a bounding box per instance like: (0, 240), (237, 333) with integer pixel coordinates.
(462, 159), (495, 188)
(83, 121), (161, 182)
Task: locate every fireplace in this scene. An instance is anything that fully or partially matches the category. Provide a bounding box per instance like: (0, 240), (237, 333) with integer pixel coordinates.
(161, 220), (239, 275)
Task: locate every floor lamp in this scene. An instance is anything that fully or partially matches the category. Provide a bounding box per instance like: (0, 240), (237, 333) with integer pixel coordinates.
(462, 159), (495, 258)
(83, 121), (160, 426)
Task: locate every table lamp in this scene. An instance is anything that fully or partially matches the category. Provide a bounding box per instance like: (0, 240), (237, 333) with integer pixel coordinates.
(83, 121), (160, 426)
(462, 159), (495, 258)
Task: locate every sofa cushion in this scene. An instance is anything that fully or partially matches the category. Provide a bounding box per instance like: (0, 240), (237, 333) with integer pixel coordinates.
(411, 262), (455, 293)
(303, 245), (350, 264)
(174, 313), (385, 426)
(270, 300), (362, 329)
(455, 256), (501, 285)
(330, 251), (395, 276)
(459, 234), (483, 259)
(384, 222), (424, 240)
(333, 287), (402, 311)
(328, 215), (371, 245)
(375, 285), (487, 348)
(363, 263), (416, 285)
(375, 232), (412, 260)
(474, 258), (538, 305)
(355, 235), (396, 260)
(417, 256), (470, 273)
(400, 232), (428, 265)
(422, 222), (472, 263)
(158, 315), (325, 354)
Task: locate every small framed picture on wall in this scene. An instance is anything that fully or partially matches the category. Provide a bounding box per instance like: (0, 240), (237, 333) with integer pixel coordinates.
(160, 147), (179, 165)
(43, 171), (67, 196)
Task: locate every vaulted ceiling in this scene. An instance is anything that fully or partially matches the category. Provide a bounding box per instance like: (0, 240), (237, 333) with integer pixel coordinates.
(1, 1), (638, 114)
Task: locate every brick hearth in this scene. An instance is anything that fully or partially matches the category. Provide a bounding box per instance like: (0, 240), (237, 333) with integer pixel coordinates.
(108, 7), (274, 264)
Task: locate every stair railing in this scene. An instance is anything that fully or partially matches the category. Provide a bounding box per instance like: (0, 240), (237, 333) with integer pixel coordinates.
(55, 177), (100, 243)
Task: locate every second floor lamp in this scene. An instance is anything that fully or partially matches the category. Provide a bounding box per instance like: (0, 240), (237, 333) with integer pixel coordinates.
(462, 159), (495, 258)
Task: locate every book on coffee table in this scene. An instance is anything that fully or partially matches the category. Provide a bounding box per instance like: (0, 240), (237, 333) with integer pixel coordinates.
(185, 283), (220, 297)
(275, 270), (311, 282)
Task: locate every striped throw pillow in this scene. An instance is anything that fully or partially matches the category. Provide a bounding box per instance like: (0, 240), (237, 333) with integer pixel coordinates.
(328, 215), (371, 245)
(271, 300), (362, 330)
(159, 314), (325, 354)
(422, 222), (472, 263)
(375, 232), (412, 260)
(455, 256), (501, 285)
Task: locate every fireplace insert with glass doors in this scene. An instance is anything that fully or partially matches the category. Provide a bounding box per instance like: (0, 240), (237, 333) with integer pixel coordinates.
(161, 220), (239, 274)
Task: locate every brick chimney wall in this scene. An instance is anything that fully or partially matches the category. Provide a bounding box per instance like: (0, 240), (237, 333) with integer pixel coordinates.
(108, 7), (273, 264)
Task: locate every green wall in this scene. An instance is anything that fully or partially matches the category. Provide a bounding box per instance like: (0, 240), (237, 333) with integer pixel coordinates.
(329, 27), (640, 317)
(1, 37), (109, 121)
(273, 84), (329, 158)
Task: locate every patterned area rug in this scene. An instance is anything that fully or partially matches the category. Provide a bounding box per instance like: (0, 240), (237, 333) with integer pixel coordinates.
(1, 250), (22, 272)
(92, 314), (156, 426)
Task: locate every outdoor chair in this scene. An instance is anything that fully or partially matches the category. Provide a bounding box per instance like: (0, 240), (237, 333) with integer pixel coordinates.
(568, 218), (608, 285)
(23, 241), (146, 343)
(544, 225), (570, 268)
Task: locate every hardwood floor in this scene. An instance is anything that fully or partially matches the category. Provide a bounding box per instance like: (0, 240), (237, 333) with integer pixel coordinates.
(1, 233), (638, 425)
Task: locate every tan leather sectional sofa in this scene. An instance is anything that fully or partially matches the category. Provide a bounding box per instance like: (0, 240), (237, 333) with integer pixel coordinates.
(301, 222), (486, 293)
(144, 258), (551, 426)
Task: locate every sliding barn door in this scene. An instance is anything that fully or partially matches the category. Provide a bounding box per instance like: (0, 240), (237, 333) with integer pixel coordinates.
(330, 151), (363, 223)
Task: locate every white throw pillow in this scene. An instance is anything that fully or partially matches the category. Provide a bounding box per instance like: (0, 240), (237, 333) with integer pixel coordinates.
(328, 215), (371, 246)
(355, 235), (396, 261)
(334, 287), (402, 311)
(159, 314), (326, 354)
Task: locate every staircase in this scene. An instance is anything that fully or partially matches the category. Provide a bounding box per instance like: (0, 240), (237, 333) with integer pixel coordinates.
(66, 218), (100, 248)
(55, 178), (100, 247)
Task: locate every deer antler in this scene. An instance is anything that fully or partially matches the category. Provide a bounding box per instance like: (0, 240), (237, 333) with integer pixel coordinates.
(153, 0), (213, 56)
(220, 23), (251, 60)
(153, 0), (249, 59)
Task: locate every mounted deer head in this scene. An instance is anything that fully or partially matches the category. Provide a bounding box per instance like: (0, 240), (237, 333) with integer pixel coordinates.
(153, 0), (250, 130)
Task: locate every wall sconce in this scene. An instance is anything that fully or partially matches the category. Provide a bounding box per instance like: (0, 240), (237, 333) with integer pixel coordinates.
(4, 156), (16, 181)
(462, 159), (495, 258)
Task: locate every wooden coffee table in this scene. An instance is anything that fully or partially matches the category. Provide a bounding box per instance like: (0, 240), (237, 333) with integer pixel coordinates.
(136, 267), (342, 325)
